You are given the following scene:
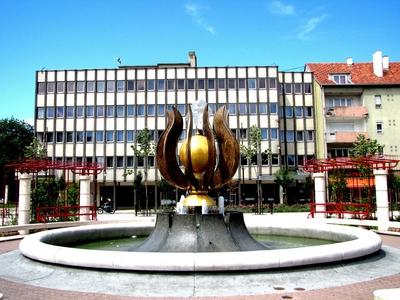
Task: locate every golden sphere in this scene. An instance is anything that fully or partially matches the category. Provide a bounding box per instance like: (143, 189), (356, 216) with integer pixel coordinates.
(179, 135), (209, 173)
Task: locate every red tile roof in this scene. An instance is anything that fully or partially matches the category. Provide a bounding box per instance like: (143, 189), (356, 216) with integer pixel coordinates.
(306, 62), (400, 85)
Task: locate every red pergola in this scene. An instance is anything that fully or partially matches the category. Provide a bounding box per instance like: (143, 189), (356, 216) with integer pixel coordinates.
(6, 159), (104, 175)
(303, 156), (400, 173)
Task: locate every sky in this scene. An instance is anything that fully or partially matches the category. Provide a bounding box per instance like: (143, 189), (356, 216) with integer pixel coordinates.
(0, 0), (399, 123)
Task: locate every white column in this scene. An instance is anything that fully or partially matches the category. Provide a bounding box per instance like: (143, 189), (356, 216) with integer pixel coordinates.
(79, 175), (91, 221)
(218, 196), (225, 215)
(201, 199), (208, 214)
(4, 185), (8, 204)
(312, 172), (326, 218)
(374, 169), (389, 231)
(18, 173), (31, 234)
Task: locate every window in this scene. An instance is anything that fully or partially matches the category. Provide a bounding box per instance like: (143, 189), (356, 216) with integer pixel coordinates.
(198, 79), (205, 90)
(148, 156), (155, 167)
(116, 130), (124, 142)
(270, 128), (278, 140)
(240, 128), (247, 139)
(56, 132), (63, 143)
(67, 81), (75, 93)
(96, 131), (104, 142)
(46, 107), (54, 118)
(270, 103), (278, 114)
(96, 156), (104, 166)
(327, 98), (352, 108)
(177, 79), (185, 90)
(208, 103), (216, 115)
(157, 104), (165, 116)
(37, 82), (46, 94)
(285, 106), (293, 117)
(284, 83), (292, 93)
(127, 105), (135, 116)
(116, 157), (124, 168)
(297, 155), (304, 166)
(187, 79), (195, 90)
(228, 79), (236, 89)
(269, 78), (277, 89)
(239, 103), (247, 114)
(106, 105), (114, 117)
(106, 131), (114, 142)
(287, 155), (295, 166)
(304, 83), (311, 94)
(304, 106), (313, 117)
(97, 81), (105, 92)
(86, 131), (93, 142)
(271, 154), (279, 165)
(155, 79), (163, 91)
(106, 157), (114, 168)
(296, 131), (304, 141)
(66, 132), (74, 142)
(295, 106), (303, 118)
(147, 104), (156, 116)
(248, 79), (257, 89)
(249, 103), (257, 114)
(86, 106), (94, 117)
(261, 152), (269, 165)
(77, 81), (85, 93)
(306, 130), (314, 141)
(46, 132), (54, 143)
(37, 107), (45, 119)
(177, 104), (186, 116)
(127, 156), (134, 167)
(127, 130), (135, 142)
(261, 128), (268, 140)
(240, 155), (247, 166)
(259, 103), (267, 114)
(228, 103), (236, 115)
(137, 105), (145, 116)
(117, 80), (125, 92)
(96, 105), (104, 117)
(66, 107), (74, 118)
(107, 80), (115, 92)
(87, 81), (95, 92)
(294, 83), (302, 94)
(377, 121), (383, 134)
(286, 130), (294, 142)
(208, 79), (215, 90)
(56, 106), (64, 118)
(76, 106), (84, 118)
(47, 82), (55, 93)
(116, 105), (124, 117)
(167, 79), (175, 90)
(331, 74), (351, 84)
(136, 80), (145, 91)
(147, 79), (155, 91)
(218, 79), (225, 89)
(127, 80), (135, 91)
(258, 78), (266, 89)
(137, 157), (144, 167)
(238, 79), (246, 89)
(76, 131), (84, 142)
(375, 95), (382, 109)
(57, 82), (65, 93)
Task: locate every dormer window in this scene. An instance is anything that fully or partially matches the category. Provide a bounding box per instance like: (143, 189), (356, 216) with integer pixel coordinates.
(330, 74), (352, 84)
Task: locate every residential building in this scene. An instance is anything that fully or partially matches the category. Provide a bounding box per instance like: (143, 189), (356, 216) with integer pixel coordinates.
(35, 52), (315, 208)
(306, 51), (400, 159)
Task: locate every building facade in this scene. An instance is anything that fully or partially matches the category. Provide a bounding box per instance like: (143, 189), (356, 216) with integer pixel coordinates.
(35, 52), (315, 208)
(306, 51), (400, 160)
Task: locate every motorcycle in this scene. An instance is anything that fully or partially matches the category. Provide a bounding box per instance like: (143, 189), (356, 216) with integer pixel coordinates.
(97, 203), (115, 214)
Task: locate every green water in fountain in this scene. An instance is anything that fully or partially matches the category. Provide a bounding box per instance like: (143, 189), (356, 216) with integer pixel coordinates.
(73, 234), (334, 251)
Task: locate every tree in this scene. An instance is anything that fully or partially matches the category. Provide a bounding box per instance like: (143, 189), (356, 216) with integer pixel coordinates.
(24, 138), (47, 159)
(239, 125), (266, 213)
(274, 168), (295, 204)
(131, 129), (155, 215)
(351, 134), (383, 157)
(0, 118), (34, 200)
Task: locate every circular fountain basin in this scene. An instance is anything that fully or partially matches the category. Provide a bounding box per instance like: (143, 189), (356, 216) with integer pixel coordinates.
(20, 221), (381, 272)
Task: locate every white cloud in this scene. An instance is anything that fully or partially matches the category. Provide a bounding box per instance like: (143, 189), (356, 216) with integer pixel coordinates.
(184, 2), (215, 35)
(268, 0), (295, 16)
(297, 15), (327, 40)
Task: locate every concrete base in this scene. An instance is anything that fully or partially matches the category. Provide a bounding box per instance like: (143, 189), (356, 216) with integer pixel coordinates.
(19, 220), (382, 272)
(374, 288), (400, 300)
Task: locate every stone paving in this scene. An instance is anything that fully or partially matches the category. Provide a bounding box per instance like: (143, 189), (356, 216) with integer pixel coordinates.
(0, 215), (400, 299)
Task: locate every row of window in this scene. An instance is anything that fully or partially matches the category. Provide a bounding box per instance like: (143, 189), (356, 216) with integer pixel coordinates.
(53, 153), (312, 168)
(37, 78), (280, 94)
(37, 103), (313, 119)
(278, 83), (312, 94)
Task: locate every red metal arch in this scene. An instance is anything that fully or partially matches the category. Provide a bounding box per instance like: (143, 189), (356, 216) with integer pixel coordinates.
(6, 159), (104, 175)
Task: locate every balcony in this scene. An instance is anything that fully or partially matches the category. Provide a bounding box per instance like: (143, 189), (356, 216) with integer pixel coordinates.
(325, 106), (368, 120)
(326, 131), (368, 143)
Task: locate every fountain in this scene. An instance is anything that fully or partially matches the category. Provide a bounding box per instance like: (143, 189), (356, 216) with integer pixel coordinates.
(19, 102), (382, 272)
